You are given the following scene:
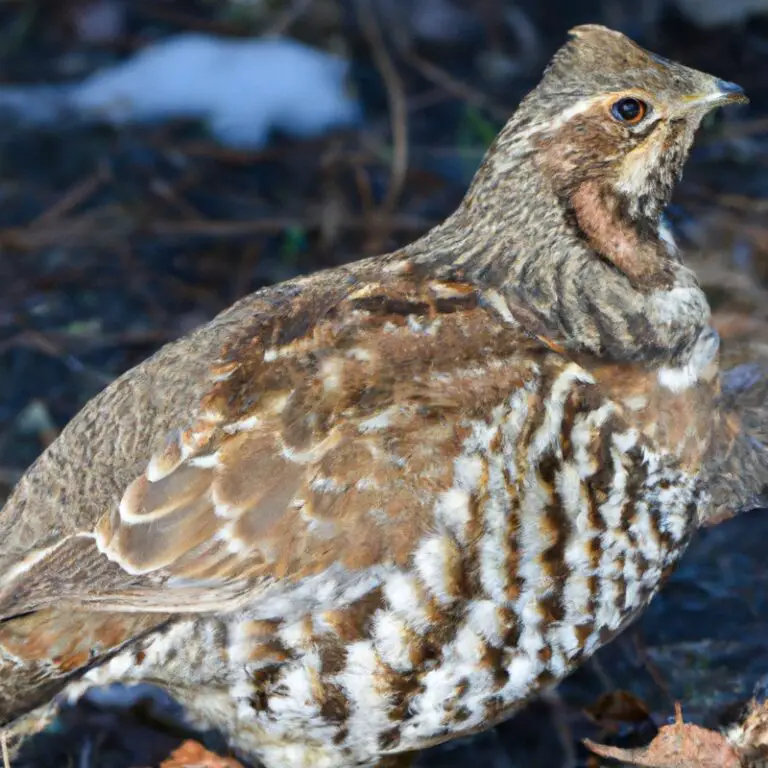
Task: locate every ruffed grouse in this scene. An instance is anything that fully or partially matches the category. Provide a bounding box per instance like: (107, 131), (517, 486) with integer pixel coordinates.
(0, 24), (763, 768)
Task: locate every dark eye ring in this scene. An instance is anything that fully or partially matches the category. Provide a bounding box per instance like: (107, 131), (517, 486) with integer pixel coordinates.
(611, 97), (648, 125)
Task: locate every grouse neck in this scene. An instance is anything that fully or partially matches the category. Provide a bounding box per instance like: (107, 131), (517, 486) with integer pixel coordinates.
(401, 140), (710, 367)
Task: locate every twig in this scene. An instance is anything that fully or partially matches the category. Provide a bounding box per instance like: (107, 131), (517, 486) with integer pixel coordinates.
(0, 330), (114, 386)
(27, 164), (108, 228)
(394, 44), (509, 122)
(0, 214), (436, 250)
(0, 328), (174, 356)
(264, 0), (317, 36)
(356, 0), (409, 221)
(149, 177), (208, 221)
(1, 730), (10, 768)
(631, 631), (675, 708)
(1, 205), (133, 250)
(147, 215), (433, 237)
(586, 654), (616, 693)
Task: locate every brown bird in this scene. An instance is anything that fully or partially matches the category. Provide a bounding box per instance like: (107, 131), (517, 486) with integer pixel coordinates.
(0, 24), (762, 768)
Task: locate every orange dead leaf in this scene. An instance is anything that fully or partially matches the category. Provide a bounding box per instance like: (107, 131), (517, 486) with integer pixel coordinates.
(160, 740), (245, 768)
(584, 703), (742, 768)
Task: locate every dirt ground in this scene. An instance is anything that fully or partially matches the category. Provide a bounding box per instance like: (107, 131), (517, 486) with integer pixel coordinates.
(1, 1), (768, 766)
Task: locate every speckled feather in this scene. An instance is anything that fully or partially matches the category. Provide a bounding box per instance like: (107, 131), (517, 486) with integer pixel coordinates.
(0, 24), (762, 768)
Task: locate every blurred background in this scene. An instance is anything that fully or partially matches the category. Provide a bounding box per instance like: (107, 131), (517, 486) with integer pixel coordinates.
(1, 0), (768, 766)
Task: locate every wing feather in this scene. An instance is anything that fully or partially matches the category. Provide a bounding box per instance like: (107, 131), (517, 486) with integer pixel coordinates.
(1, 275), (550, 619)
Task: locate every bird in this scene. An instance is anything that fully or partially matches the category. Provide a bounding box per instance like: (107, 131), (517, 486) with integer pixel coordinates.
(0, 24), (761, 768)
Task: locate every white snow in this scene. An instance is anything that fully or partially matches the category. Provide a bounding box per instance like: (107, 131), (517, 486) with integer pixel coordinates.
(0, 34), (361, 149)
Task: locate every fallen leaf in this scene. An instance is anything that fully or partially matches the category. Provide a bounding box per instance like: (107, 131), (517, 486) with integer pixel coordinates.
(160, 740), (245, 768)
(585, 690), (653, 730)
(584, 703), (742, 767)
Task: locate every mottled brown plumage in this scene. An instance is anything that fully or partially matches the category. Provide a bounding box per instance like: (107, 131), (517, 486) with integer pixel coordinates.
(0, 25), (760, 768)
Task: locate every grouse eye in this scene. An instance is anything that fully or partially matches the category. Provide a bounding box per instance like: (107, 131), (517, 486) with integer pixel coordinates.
(611, 97), (648, 125)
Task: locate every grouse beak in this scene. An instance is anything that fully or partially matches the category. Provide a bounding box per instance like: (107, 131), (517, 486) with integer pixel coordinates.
(683, 79), (749, 109)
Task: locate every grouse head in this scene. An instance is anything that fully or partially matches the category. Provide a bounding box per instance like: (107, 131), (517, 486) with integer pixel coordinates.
(528, 25), (747, 257)
(415, 25), (748, 362)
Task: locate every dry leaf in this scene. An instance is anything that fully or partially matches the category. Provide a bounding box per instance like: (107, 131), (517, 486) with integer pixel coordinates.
(584, 703), (742, 768)
(585, 690), (653, 730)
(160, 740), (245, 768)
